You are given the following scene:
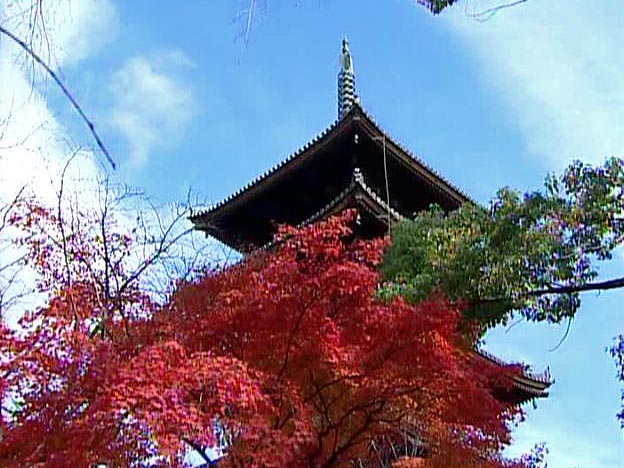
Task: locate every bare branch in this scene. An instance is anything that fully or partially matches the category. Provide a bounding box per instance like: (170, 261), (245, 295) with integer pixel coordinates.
(0, 25), (116, 169)
(548, 317), (573, 352)
(465, 0), (529, 22)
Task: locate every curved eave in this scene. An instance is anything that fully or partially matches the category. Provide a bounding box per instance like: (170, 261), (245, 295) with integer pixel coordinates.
(474, 349), (552, 402)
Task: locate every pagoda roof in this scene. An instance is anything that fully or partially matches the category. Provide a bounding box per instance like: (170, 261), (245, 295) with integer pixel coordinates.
(475, 349), (551, 404)
(191, 103), (470, 251)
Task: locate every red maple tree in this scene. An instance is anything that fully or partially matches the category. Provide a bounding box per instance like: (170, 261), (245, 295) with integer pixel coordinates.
(0, 205), (541, 468)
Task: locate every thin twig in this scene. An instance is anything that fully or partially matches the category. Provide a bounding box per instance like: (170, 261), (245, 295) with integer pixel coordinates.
(548, 317), (572, 352)
(466, 0), (529, 22)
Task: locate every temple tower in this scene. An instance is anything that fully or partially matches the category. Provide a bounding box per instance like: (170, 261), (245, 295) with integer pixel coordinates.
(191, 41), (551, 404)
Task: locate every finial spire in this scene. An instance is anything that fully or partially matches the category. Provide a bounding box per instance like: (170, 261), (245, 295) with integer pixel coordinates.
(338, 37), (357, 119)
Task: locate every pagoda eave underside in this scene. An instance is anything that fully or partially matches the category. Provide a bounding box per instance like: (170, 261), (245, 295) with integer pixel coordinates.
(195, 176), (402, 252)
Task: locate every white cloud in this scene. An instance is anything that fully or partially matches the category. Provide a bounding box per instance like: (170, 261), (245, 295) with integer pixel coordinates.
(0, 57), (104, 204)
(51, 0), (119, 66)
(444, 0), (624, 168)
(0, 0), (118, 70)
(108, 52), (196, 167)
(0, 0), (117, 322)
(0, 0), (118, 194)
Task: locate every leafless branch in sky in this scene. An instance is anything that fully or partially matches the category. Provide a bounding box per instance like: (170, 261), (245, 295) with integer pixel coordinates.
(465, 0), (529, 22)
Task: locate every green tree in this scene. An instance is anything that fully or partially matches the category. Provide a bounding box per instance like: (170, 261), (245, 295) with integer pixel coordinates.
(382, 157), (624, 330)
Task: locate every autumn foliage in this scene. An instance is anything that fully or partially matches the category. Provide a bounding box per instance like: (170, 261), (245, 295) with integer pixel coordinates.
(0, 206), (539, 467)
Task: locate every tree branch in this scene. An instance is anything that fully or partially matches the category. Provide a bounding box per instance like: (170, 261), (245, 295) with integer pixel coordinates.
(0, 25), (116, 169)
(466, 0), (529, 22)
(475, 275), (624, 307)
(181, 436), (216, 465)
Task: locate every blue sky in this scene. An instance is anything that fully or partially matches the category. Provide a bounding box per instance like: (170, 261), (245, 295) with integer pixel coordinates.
(1, 0), (623, 466)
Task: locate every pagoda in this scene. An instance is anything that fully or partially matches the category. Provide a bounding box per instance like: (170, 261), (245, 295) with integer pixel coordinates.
(191, 39), (551, 404)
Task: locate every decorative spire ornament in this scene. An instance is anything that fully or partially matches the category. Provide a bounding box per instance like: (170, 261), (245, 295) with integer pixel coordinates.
(337, 38), (357, 119)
